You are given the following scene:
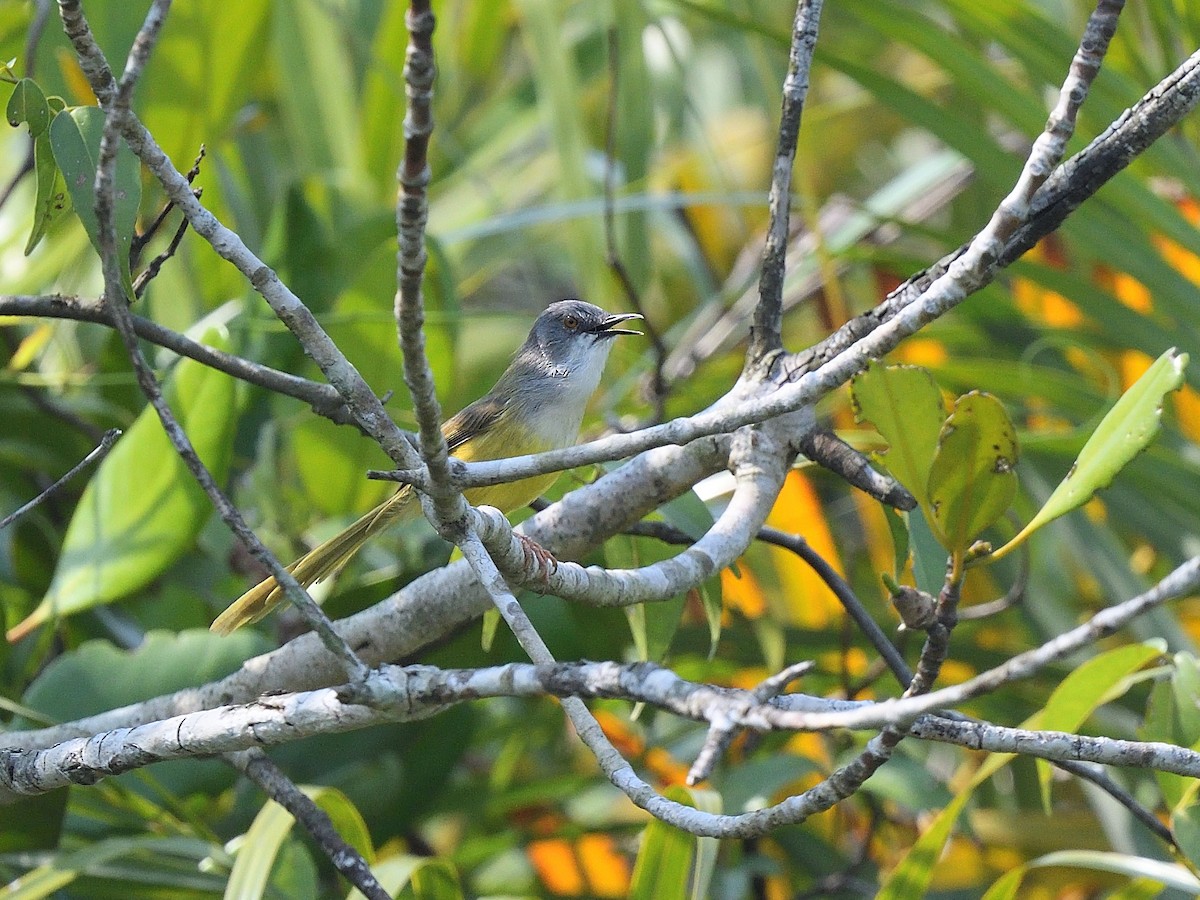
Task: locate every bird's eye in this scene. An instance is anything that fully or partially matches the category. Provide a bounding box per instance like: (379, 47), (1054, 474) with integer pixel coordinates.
(563, 315), (578, 330)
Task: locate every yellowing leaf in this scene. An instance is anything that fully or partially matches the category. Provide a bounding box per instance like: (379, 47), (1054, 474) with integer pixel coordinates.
(851, 361), (946, 508)
(926, 391), (1018, 553)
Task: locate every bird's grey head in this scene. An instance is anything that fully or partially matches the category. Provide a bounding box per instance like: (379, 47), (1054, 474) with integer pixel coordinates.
(523, 300), (641, 373)
(505, 300), (641, 415)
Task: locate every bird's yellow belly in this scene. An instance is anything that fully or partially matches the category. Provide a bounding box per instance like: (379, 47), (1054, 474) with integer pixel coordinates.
(453, 427), (563, 514)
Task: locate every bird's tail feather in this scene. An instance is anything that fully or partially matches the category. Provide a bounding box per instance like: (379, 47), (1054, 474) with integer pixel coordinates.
(210, 486), (414, 635)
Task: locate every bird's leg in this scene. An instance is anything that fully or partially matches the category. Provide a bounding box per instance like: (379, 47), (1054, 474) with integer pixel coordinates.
(515, 532), (558, 584)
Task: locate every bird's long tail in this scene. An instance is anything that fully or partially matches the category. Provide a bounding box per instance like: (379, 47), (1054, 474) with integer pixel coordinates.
(210, 486), (415, 635)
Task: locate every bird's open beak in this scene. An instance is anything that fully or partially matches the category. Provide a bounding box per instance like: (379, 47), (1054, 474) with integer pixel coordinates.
(591, 312), (644, 337)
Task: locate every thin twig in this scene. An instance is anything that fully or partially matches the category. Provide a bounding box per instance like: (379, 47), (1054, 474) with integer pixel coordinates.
(0, 429), (120, 531)
(229, 750), (391, 900)
(747, 0), (824, 370)
(756, 526), (913, 688)
(395, 0), (463, 527)
(0, 294), (358, 425)
(129, 144), (203, 269)
(77, 0), (368, 678)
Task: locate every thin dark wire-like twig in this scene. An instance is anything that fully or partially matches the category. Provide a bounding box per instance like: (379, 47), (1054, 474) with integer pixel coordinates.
(130, 145), (202, 266)
(603, 25), (668, 423)
(0, 428), (120, 531)
(230, 750), (391, 900)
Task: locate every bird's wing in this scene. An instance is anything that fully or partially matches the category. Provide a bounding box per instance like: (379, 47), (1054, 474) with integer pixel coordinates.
(442, 394), (508, 456)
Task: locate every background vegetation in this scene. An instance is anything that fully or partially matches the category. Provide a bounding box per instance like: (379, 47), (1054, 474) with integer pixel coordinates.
(2, 0), (1199, 896)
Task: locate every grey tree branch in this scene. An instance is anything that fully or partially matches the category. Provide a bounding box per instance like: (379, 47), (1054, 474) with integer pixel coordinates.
(79, 0), (367, 677)
(56, 0), (419, 472)
(747, 0), (824, 369)
(0, 294), (359, 425)
(228, 750), (390, 900)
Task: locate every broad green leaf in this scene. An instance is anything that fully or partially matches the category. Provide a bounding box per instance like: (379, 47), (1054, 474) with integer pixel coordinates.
(882, 505), (910, 580)
(907, 507), (946, 597)
(6, 77), (50, 136)
(47, 105), (140, 298)
(5, 79), (68, 254)
(1034, 642), (1164, 810)
(927, 391), (1018, 553)
(8, 333), (239, 640)
(630, 786), (720, 900)
(851, 362), (946, 508)
(21, 630), (268, 723)
(311, 786), (375, 865)
(994, 348), (1187, 559)
(1170, 653), (1200, 748)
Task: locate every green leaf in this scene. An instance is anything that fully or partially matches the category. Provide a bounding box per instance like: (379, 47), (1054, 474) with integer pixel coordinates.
(630, 786), (721, 900)
(1172, 791), (1200, 871)
(851, 362), (946, 508)
(21, 630), (269, 724)
(907, 507), (946, 597)
(989, 850), (1200, 894)
(48, 105), (141, 298)
(8, 333), (239, 640)
(607, 535), (687, 661)
(224, 799), (294, 899)
(926, 391), (1018, 553)
(6, 77), (50, 136)
(1033, 642), (1164, 811)
(994, 348), (1187, 559)
(346, 856), (462, 900)
(25, 129), (71, 255)
(878, 789), (971, 899)
(270, 0), (362, 176)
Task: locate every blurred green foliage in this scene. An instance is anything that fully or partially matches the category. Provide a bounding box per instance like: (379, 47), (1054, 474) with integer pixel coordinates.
(1, 0), (1199, 896)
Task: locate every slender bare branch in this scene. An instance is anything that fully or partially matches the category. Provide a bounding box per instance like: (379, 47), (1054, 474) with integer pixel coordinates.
(0, 294), (358, 425)
(228, 750), (390, 900)
(0, 428), (120, 531)
(78, 0), (367, 676)
(748, 0), (824, 369)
